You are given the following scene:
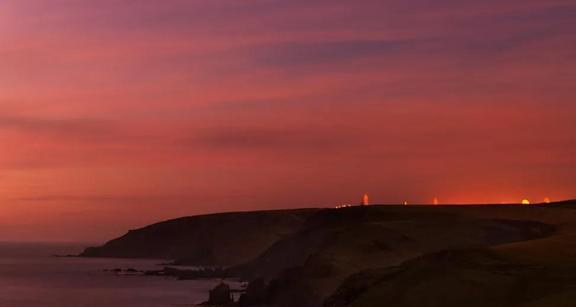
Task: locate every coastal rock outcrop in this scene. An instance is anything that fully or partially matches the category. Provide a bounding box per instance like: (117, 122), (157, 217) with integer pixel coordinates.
(208, 282), (233, 306)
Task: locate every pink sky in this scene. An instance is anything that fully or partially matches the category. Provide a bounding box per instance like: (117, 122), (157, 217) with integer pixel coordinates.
(0, 0), (575, 242)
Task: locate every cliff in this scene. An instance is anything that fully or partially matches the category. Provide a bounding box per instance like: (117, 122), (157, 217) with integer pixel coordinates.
(83, 202), (576, 307)
(80, 208), (319, 266)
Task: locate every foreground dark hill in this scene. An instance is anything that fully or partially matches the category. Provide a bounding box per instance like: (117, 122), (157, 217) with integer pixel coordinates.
(323, 203), (576, 307)
(232, 205), (557, 306)
(81, 209), (318, 266)
(83, 201), (576, 307)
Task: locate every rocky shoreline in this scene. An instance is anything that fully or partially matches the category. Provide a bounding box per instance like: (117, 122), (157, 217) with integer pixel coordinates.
(103, 266), (229, 279)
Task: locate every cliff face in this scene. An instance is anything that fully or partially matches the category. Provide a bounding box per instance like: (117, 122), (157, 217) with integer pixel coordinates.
(80, 209), (319, 266)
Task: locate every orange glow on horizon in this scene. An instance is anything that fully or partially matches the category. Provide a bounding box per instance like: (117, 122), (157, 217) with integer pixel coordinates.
(522, 199), (531, 205)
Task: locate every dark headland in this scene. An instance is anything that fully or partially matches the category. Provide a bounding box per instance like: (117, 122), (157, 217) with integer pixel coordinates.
(81, 200), (576, 307)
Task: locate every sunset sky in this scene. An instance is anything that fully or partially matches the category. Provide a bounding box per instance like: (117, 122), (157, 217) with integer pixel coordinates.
(0, 0), (575, 242)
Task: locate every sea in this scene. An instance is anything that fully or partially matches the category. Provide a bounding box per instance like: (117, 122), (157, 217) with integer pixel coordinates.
(0, 242), (225, 307)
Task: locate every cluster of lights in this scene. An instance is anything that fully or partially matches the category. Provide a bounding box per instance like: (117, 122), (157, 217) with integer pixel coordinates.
(334, 195), (553, 209)
(334, 204), (353, 209)
(522, 198), (552, 205)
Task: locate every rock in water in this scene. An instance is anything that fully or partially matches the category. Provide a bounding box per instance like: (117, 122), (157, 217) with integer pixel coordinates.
(208, 282), (233, 305)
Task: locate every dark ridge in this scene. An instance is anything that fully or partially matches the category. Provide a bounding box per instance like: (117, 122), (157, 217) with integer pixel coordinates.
(548, 199), (576, 207)
(80, 208), (319, 266)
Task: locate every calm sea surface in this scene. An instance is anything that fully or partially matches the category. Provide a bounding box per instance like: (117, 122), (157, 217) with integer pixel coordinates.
(0, 242), (222, 307)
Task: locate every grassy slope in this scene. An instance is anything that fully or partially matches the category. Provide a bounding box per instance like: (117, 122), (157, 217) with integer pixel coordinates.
(328, 204), (576, 307)
(236, 205), (558, 306)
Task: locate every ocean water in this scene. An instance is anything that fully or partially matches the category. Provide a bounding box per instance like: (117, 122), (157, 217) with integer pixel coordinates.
(0, 242), (223, 307)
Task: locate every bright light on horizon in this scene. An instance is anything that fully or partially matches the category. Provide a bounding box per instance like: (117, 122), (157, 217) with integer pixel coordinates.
(362, 193), (369, 206)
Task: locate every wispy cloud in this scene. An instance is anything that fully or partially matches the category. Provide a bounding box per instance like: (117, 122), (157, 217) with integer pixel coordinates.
(17, 194), (192, 204)
(257, 39), (415, 67)
(189, 126), (356, 152)
(0, 116), (112, 136)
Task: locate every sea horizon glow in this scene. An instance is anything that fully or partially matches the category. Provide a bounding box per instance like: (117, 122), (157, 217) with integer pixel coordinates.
(0, 0), (575, 242)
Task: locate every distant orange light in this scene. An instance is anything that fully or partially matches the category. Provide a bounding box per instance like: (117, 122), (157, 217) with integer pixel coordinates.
(544, 197), (551, 204)
(522, 199), (531, 205)
(361, 193), (369, 206)
(433, 197), (439, 205)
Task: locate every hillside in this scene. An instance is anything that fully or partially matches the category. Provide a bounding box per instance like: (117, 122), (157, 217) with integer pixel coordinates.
(80, 209), (319, 266)
(232, 205), (558, 306)
(326, 230), (576, 307)
(82, 202), (576, 307)
(319, 204), (576, 307)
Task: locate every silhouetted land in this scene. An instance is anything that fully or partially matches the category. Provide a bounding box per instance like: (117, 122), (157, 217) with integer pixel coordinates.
(82, 200), (576, 307)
